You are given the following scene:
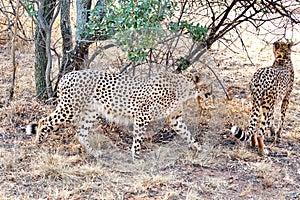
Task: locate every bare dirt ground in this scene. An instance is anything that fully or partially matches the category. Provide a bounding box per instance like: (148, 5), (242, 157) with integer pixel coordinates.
(1, 35), (300, 199)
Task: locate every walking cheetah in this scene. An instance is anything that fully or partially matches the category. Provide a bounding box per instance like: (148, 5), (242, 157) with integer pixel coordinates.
(27, 68), (213, 159)
(231, 41), (294, 155)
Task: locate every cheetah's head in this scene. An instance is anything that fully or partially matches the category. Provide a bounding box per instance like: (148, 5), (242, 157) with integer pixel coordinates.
(273, 41), (293, 61)
(187, 67), (213, 98)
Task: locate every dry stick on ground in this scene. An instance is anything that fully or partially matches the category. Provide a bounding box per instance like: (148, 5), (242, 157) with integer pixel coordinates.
(9, 0), (20, 102)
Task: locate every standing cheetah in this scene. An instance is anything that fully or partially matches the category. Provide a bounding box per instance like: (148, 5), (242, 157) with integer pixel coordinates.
(27, 68), (213, 159)
(231, 41), (294, 155)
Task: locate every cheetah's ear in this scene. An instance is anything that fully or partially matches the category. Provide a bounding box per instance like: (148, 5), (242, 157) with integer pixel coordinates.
(274, 41), (280, 50)
(288, 41), (293, 49)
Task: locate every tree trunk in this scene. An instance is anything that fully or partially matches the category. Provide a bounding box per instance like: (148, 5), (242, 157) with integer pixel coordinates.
(34, 27), (47, 99)
(55, 0), (73, 92)
(74, 0), (92, 69)
(34, 0), (56, 99)
(57, 0), (106, 80)
(61, 0), (72, 57)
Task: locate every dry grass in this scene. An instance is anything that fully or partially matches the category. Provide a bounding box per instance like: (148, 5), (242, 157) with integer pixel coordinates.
(1, 31), (300, 199)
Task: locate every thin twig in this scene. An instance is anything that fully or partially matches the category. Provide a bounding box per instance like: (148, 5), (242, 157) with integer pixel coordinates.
(234, 28), (255, 66)
(200, 60), (230, 100)
(9, 0), (20, 102)
(86, 43), (116, 68)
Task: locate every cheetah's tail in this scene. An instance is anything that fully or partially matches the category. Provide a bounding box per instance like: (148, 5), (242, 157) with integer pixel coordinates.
(26, 124), (38, 136)
(231, 126), (251, 142)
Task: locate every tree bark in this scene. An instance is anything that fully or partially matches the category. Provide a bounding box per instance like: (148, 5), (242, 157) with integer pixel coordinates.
(34, 0), (56, 99)
(61, 0), (72, 56)
(55, 0), (73, 92)
(34, 27), (47, 99)
(74, 0), (92, 69)
(62, 0), (106, 72)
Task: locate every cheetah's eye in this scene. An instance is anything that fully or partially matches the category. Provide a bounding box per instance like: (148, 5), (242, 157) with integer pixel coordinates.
(190, 69), (197, 73)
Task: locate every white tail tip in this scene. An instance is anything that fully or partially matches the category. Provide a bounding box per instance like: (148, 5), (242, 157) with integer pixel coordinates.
(25, 124), (38, 135)
(231, 126), (238, 135)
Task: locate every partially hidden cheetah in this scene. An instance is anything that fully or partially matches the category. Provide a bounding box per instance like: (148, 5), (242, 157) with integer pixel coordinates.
(27, 67), (213, 159)
(231, 41), (294, 155)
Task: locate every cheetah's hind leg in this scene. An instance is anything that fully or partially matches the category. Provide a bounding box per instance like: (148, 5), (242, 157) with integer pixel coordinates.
(77, 105), (102, 159)
(276, 97), (290, 139)
(131, 116), (149, 160)
(264, 101), (277, 145)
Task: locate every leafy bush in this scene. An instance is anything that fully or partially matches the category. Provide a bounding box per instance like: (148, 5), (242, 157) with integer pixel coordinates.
(84, 0), (176, 62)
(22, 0), (37, 17)
(170, 21), (207, 43)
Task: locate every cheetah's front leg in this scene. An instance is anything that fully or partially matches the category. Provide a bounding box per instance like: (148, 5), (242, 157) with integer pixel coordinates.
(167, 111), (201, 153)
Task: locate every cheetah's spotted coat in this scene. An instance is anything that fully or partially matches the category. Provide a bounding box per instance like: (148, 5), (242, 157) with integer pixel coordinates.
(231, 41), (294, 155)
(28, 68), (212, 159)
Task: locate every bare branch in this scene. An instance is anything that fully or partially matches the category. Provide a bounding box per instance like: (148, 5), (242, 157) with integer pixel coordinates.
(8, 0), (20, 102)
(234, 28), (255, 66)
(86, 43), (116, 68)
